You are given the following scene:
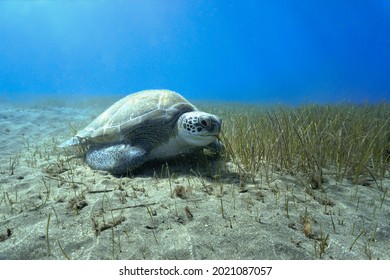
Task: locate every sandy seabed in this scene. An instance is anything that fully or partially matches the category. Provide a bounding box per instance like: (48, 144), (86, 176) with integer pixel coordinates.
(0, 98), (389, 260)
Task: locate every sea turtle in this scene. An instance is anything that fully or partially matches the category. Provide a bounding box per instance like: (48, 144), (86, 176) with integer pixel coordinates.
(59, 89), (223, 174)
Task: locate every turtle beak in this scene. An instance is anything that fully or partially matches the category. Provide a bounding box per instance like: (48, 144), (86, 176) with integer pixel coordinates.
(204, 115), (222, 136)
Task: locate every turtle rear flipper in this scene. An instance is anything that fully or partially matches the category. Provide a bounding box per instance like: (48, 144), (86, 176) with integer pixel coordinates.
(58, 137), (80, 148)
(86, 143), (146, 175)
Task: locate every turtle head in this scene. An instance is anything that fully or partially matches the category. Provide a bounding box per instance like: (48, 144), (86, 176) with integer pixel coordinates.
(178, 111), (222, 146)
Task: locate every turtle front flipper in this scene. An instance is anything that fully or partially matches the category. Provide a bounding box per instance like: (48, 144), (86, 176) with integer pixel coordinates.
(86, 143), (146, 175)
(206, 139), (225, 155)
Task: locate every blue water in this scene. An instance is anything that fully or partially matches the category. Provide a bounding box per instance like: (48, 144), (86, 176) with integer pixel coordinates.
(0, 0), (389, 105)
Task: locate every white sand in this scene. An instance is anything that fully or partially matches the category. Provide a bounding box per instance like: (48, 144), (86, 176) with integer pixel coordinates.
(0, 99), (389, 260)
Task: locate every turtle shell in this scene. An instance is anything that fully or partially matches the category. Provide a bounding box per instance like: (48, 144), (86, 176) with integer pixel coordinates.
(76, 90), (197, 144)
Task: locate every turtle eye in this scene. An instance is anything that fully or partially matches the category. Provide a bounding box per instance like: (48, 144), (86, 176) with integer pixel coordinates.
(199, 118), (209, 127)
